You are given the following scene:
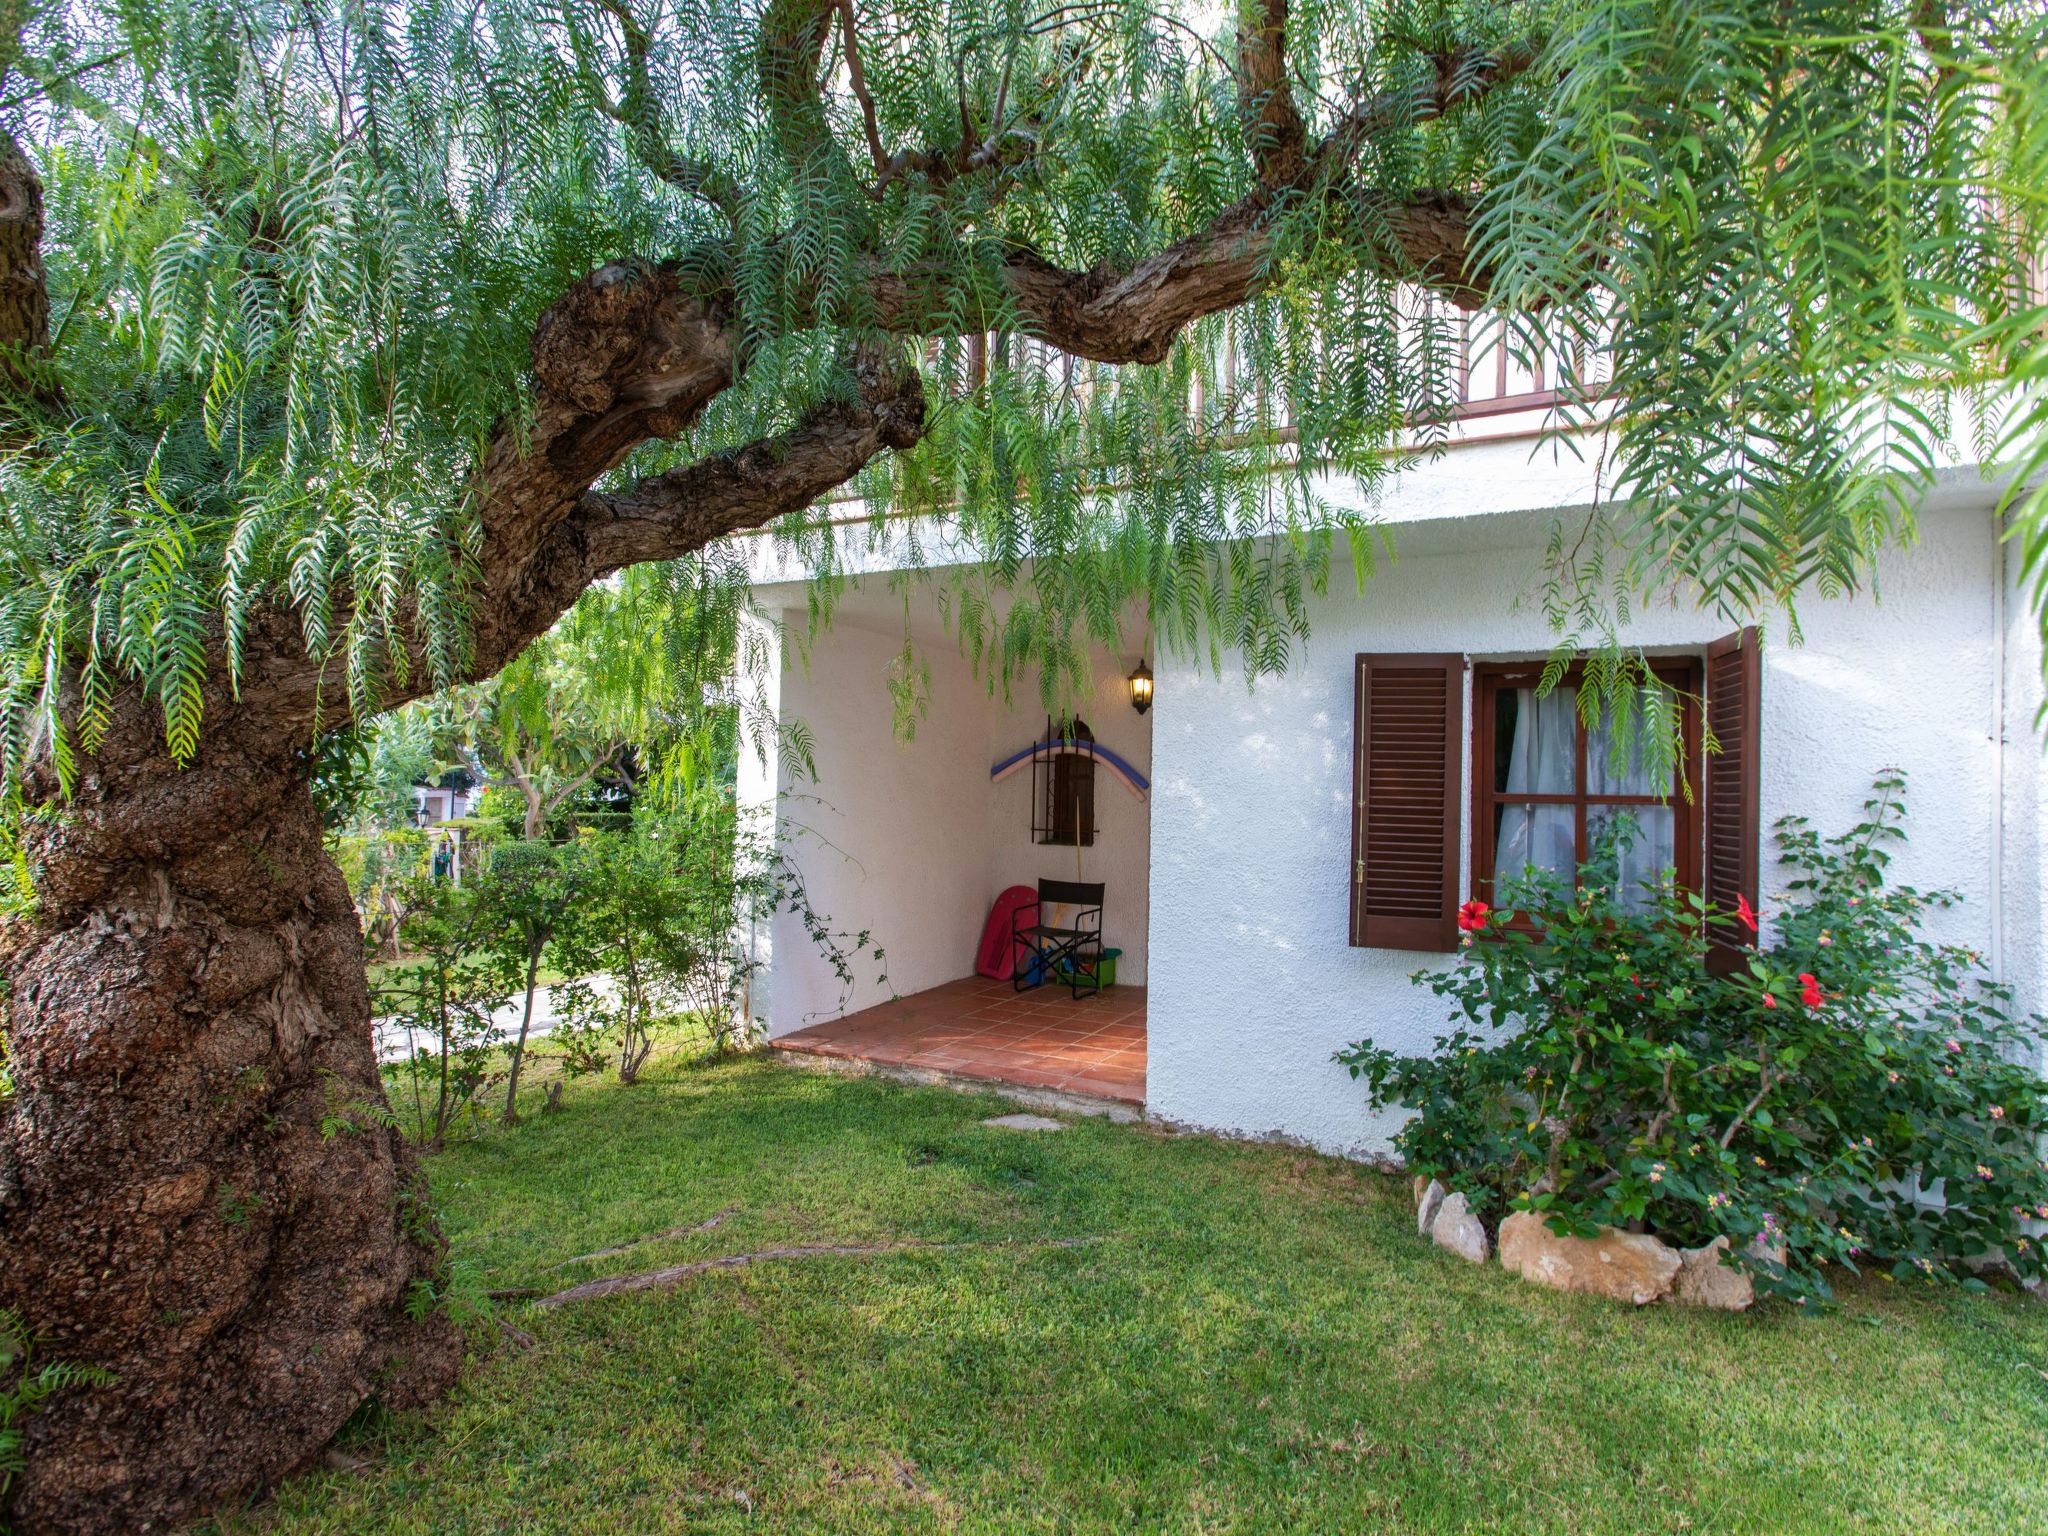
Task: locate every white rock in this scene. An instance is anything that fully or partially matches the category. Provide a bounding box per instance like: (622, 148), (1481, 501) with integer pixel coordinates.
(1497, 1211), (1681, 1305)
(1431, 1191), (1490, 1263)
(1416, 1178), (1447, 1237)
(1674, 1236), (1755, 1311)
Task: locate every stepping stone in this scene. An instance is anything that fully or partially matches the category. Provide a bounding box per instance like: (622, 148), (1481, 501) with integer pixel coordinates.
(982, 1113), (1066, 1131)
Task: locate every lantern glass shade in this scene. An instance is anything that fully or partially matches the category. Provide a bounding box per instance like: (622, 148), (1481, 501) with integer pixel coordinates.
(1128, 658), (1154, 715)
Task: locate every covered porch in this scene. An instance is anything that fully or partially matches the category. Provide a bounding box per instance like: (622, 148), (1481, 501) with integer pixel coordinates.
(739, 576), (1154, 1110)
(769, 976), (1146, 1106)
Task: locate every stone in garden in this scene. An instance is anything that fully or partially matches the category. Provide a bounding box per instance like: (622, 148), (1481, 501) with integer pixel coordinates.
(1674, 1236), (1755, 1311)
(982, 1113), (1066, 1131)
(1496, 1211), (1681, 1306)
(1430, 1191), (1490, 1263)
(1416, 1178), (1446, 1236)
(1747, 1232), (1788, 1269)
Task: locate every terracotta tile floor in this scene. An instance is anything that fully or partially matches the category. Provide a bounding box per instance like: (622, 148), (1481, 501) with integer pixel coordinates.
(769, 975), (1146, 1105)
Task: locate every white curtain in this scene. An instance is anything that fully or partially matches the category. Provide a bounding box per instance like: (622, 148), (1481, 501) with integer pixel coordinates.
(1493, 687), (1577, 892)
(1493, 688), (1674, 911)
(1587, 713), (1674, 911)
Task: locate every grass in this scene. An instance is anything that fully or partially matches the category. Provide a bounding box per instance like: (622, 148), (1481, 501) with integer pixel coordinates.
(364, 953), (569, 994)
(210, 1043), (2048, 1535)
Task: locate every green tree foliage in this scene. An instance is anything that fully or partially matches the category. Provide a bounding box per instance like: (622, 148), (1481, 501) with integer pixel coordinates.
(0, 0), (2039, 788)
(453, 562), (744, 836)
(478, 839), (578, 1121)
(318, 708), (455, 833)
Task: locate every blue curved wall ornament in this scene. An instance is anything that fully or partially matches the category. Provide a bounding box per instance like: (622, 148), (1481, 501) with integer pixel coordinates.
(989, 737), (1150, 800)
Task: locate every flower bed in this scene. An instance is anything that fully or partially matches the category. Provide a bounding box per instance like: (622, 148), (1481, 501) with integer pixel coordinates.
(1341, 775), (2048, 1309)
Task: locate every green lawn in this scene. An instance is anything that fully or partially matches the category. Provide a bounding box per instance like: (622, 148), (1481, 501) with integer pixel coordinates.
(212, 1044), (2048, 1535)
(363, 954), (570, 994)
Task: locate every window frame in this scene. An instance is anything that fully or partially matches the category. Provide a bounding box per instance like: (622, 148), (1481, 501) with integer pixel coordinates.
(1468, 659), (1704, 913)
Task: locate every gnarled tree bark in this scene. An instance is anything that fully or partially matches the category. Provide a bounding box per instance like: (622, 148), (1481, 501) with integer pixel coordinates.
(0, 266), (933, 1536)
(0, 691), (461, 1533)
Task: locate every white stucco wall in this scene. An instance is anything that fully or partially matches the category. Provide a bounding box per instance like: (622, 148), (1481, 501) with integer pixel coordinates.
(749, 611), (996, 1034)
(1145, 496), (2047, 1158)
(1994, 515), (2048, 1079)
(742, 599), (1154, 1034)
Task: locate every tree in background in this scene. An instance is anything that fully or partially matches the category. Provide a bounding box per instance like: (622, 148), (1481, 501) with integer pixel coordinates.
(479, 840), (578, 1122)
(443, 559), (746, 838)
(375, 873), (518, 1146)
(0, 0), (2042, 1528)
(459, 647), (634, 841)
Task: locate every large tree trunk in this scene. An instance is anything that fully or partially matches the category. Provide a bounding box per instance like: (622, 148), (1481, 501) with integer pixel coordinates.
(0, 692), (460, 1534)
(0, 8), (1513, 1521)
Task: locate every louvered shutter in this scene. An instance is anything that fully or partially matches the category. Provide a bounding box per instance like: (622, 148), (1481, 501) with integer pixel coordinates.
(1350, 654), (1464, 950)
(1703, 627), (1762, 967)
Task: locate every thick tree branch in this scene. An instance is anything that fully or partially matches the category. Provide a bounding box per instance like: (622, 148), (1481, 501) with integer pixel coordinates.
(571, 350), (926, 578)
(488, 258), (738, 566)
(758, 0), (840, 175)
(0, 124), (54, 402)
(253, 281), (925, 727)
(853, 22), (1536, 354)
(238, 13), (1535, 730)
(1239, 0), (1309, 190)
(859, 187), (1485, 363)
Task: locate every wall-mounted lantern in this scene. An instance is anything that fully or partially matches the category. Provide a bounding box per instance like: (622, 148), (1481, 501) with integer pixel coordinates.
(1127, 658), (1154, 716)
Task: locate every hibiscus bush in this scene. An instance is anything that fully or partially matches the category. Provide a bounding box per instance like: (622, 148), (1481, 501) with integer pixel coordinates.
(1337, 774), (2048, 1306)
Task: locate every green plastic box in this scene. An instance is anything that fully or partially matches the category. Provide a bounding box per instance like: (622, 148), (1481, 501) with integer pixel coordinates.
(1055, 947), (1121, 989)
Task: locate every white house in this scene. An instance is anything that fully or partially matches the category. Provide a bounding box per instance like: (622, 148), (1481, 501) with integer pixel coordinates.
(735, 344), (2047, 1160)
(410, 778), (482, 826)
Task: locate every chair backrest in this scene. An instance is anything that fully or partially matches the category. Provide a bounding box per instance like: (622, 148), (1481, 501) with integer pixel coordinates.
(1038, 878), (1104, 907)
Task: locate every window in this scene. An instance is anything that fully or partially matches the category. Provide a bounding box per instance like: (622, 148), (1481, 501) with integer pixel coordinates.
(1471, 661), (1700, 916)
(1350, 633), (1759, 953)
(1036, 716), (1096, 848)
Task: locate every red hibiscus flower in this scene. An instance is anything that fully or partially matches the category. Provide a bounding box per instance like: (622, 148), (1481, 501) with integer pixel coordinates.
(1735, 894), (1759, 933)
(1456, 900), (1491, 933)
(1760, 992), (1778, 1010)
(1798, 972), (1824, 1008)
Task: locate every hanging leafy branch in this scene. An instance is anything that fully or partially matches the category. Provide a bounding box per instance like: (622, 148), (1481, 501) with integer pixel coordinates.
(0, 0), (2038, 792)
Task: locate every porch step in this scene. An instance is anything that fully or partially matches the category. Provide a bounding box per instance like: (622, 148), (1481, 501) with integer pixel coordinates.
(769, 1038), (1142, 1122)
(765, 974), (1146, 1112)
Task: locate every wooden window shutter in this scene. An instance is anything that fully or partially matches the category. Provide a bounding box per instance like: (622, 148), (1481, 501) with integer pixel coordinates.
(1350, 654), (1464, 951)
(1703, 627), (1762, 966)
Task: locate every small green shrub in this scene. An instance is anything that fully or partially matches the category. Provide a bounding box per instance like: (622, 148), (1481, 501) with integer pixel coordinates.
(477, 839), (578, 1122)
(549, 791), (879, 1083)
(374, 875), (517, 1144)
(1338, 775), (2048, 1306)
